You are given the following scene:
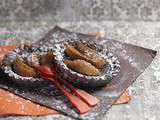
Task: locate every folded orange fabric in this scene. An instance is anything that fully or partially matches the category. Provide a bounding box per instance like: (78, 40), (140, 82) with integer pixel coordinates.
(0, 88), (57, 116)
(0, 44), (131, 116)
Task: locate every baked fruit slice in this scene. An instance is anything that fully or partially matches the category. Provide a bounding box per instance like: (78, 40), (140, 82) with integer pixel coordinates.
(65, 41), (106, 69)
(64, 59), (101, 76)
(39, 51), (55, 66)
(65, 45), (90, 61)
(75, 41), (106, 69)
(12, 57), (37, 77)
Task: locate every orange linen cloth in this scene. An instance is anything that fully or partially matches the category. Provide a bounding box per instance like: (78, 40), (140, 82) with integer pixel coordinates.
(0, 44), (131, 116)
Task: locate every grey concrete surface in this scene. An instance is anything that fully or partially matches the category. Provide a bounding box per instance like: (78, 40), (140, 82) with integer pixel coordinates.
(0, 0), (160, 21)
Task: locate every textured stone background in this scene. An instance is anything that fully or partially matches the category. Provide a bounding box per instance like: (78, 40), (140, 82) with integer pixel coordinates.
(0, 0), (160, 120)
(0, 0), (160, 21)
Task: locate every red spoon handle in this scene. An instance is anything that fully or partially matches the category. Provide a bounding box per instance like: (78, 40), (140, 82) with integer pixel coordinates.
(44, 77), (91, 114)
(37, 66), (99, 107)
(76, 89), (99, 106)
(59, 78), (99, 106)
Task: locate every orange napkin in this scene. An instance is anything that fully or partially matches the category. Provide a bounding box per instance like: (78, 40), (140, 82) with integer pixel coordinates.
(0, 44), (131, 116)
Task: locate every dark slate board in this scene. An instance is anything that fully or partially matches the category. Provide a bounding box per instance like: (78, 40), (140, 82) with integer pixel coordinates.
(0, 26), (157, 120)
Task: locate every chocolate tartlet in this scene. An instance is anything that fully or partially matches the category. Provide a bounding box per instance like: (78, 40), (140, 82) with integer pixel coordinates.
(1, 44), (54, 87)
(53, 40), (120, 87)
